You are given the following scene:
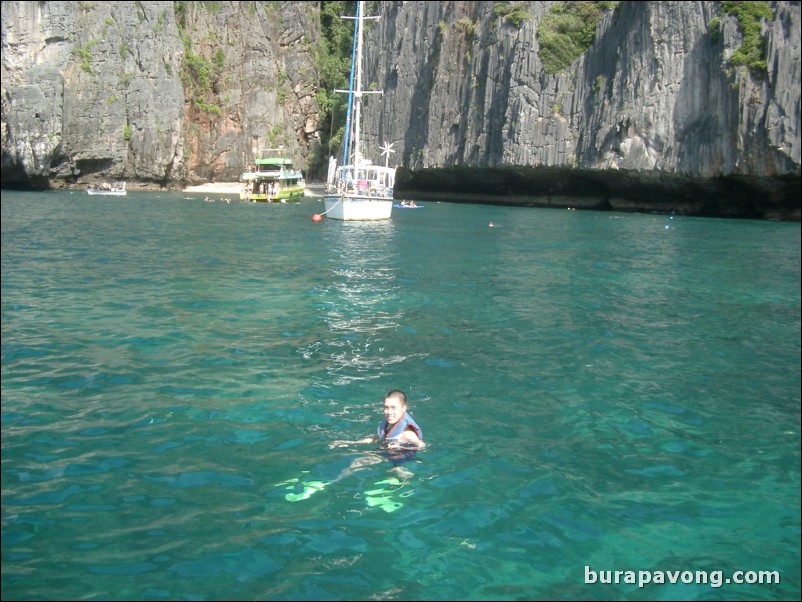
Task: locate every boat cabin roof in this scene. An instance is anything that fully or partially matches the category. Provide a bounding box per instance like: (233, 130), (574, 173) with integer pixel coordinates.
(337, 164), (396, 186)
(338, 164), (395, 176)
(255, 157), (293, 168)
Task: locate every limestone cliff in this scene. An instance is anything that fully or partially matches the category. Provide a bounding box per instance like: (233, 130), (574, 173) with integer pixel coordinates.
(1, 1), (319, 188)
(2, 1), (799, 220)
(364, 1), (800, 219)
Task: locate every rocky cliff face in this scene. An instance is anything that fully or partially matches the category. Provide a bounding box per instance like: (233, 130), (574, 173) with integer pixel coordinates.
(2, 1), (799, 219)
(1, 1), (319, 188)
(364, 1), (800, 219)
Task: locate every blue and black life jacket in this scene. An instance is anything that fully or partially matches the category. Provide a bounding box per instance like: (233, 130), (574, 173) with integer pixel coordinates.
(377, 412), (423, 444)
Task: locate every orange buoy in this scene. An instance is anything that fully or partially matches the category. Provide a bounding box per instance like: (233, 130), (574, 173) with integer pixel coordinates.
(312, 213), (323, 222)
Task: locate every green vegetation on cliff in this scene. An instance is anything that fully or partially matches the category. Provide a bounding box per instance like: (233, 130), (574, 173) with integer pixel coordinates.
(315, 1), (357, 171)
(536, 1), (618, 74)
(493, 2), (534, 28)
(174, 1), (223, 116)
(720, 1), (773, 76)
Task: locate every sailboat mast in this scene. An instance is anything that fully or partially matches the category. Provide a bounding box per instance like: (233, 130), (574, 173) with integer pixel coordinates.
(352, 0), (364, 169)
(322, 1), (393, 220)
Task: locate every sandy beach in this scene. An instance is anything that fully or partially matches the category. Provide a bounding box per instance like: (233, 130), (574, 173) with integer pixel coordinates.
(182, 182), (325, 197)
(182, 182), (241, 194)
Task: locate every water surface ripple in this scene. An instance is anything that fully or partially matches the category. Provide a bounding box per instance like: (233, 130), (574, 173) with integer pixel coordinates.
(2, 191), (800, 601)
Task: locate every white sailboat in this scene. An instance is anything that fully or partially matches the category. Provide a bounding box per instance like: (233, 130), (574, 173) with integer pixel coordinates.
(322, 1), (394, 221)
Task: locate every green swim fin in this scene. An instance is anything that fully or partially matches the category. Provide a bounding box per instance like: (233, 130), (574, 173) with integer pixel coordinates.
(285, 480), (327, 502)
(277, 474), (328, 502)
(364, 477), (402, 496)
(364, 477), (405, 512)
(365, 495), (404, 513)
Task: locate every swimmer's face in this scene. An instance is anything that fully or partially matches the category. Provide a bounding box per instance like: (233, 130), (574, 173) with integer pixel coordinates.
(383, 397), (406, 426)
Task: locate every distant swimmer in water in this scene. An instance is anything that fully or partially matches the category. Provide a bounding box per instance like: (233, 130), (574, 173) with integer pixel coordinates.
(329, 389), (424, 479)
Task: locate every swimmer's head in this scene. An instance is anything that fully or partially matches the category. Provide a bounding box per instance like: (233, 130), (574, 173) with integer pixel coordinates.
(383, 390), (408, 425)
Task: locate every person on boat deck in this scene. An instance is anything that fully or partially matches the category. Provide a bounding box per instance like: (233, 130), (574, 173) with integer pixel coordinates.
(329, 389), (424, 477)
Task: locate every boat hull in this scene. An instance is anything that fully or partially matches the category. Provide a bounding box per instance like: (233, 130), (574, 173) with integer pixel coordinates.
(240, 185), (305, 202)
(323, 195), (393, 220)
(86, 189), (126, 196)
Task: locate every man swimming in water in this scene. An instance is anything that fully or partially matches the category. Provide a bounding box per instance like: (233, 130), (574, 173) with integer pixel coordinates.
(279, 390), (424, 507)
(330, 389), (424, 479)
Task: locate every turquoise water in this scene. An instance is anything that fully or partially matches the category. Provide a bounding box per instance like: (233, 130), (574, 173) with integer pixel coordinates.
(2, 190), (799, 601)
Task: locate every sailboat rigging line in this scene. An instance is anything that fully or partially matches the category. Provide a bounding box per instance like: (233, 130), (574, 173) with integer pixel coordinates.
(319, 1), (394, 221)
(318, 198), (342, 216)
(340, 2), (360, 169)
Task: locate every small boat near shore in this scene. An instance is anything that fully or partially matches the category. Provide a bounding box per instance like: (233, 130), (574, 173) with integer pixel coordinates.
(86, 181), (126, 196)
(240, 149), (305, 203)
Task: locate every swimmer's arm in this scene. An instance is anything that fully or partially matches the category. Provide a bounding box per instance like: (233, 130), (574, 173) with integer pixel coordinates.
(389, 430), (425, 449)
(328, 436), (376, 449)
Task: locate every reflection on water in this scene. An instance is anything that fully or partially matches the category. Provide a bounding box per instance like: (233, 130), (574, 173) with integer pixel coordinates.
(310, 221), (405, 384)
